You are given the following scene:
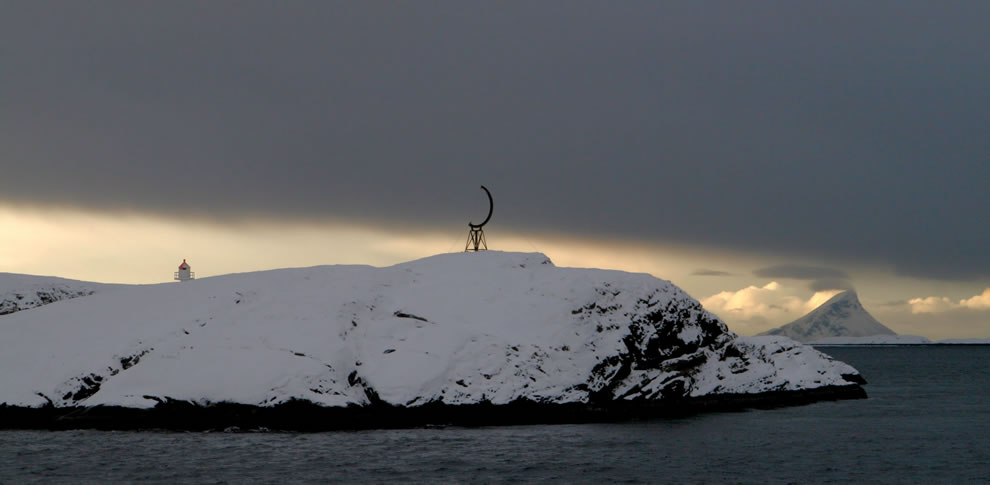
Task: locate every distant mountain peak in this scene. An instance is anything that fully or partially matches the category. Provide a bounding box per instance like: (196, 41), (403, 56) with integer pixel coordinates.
(759, 290), (895, 343)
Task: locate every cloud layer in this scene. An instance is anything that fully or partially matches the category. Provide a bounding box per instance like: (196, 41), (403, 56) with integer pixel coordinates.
(1, 2), (988, 281)
(752, 264), (855, 292)
(692, 269), (733, 277)
(752, 265), (849, 280)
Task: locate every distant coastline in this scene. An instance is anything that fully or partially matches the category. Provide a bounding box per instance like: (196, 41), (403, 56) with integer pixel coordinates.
(813, 342), (990, 347)
(809, 335), (990, 346)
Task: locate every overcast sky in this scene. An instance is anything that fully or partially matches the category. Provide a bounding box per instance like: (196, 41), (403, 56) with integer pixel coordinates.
(1, 2), (988, 336)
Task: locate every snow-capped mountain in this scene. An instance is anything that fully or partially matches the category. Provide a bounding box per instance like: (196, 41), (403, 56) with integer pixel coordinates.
(0, 252), (862, 416)
(760, 291), (895, 343)
(0, 273), (112, 316)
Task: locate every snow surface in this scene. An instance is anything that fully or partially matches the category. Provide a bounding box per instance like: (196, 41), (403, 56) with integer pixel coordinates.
(0, 252), (861, 409)
(760, 291), (895, 343)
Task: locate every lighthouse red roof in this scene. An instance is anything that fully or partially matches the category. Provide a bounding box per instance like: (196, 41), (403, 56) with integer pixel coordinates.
(178, 259), (190, 270)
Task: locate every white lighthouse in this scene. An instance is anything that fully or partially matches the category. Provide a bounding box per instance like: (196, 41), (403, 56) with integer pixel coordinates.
(174, 259), (195, 282)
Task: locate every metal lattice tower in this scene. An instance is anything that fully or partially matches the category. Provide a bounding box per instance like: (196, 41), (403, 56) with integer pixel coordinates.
(465, 226), (487, 252)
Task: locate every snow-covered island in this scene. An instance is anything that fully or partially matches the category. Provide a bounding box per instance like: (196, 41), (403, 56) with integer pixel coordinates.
(0, 252), (865, 430)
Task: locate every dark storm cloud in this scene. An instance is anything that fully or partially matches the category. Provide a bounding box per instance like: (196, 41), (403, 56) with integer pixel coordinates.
(754, 264), (853, 292)
(808, 278), (856, 293)
(879, 300), (909, 308)
(753, 265), (849, 281)
(1, 1), (988, 280)
(692, 269), (733, 277)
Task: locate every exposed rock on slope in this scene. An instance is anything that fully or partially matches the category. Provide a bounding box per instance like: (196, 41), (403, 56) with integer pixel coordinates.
(0, 274), (108, 316)
(0, 252), (864, 429)
(760, 291), (895, 343)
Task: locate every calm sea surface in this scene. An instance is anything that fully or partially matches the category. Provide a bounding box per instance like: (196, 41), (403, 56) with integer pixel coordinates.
(1, 346), (989, 484)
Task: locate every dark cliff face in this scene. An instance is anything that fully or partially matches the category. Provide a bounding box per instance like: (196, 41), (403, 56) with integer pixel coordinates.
(583, 289), (732, 403)
(572, 285), (864, 406)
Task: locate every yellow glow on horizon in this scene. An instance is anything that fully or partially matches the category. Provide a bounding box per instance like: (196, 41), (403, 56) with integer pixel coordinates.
(0, 205), (407, 283)
(0, 204), (744, 287)
(9, 203), (986, 340)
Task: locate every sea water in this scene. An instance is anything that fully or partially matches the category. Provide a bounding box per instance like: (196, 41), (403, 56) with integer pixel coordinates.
(1, 346), (988, 484)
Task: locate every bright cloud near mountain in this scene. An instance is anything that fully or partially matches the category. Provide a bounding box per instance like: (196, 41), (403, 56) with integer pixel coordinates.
(907, 296), (959, 314)
(701, 282), (842, 325)
(961, 289), (990, 310)
(908, 288), (990, 313)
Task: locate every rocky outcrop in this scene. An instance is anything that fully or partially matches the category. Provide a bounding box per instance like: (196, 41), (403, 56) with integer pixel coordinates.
(0, 285), (96, 316)
(0, 274), (106, 316)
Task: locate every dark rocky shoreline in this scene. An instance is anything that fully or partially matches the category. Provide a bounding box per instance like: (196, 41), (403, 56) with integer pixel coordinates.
(0, 384), (866, 432)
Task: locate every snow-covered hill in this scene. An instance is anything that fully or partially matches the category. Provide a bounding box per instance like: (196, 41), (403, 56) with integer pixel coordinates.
(0, 252), (862, 417)
(760, 291), (895, 343)
(0, 273), (113, 316)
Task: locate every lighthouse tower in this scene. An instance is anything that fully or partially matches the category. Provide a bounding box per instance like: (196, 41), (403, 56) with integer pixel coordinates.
(174, 259), (195, 282)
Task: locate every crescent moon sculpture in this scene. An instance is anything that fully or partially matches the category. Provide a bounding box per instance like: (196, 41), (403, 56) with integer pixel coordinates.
(465, 185), (492, 251)
(469, 185), (494, 228)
